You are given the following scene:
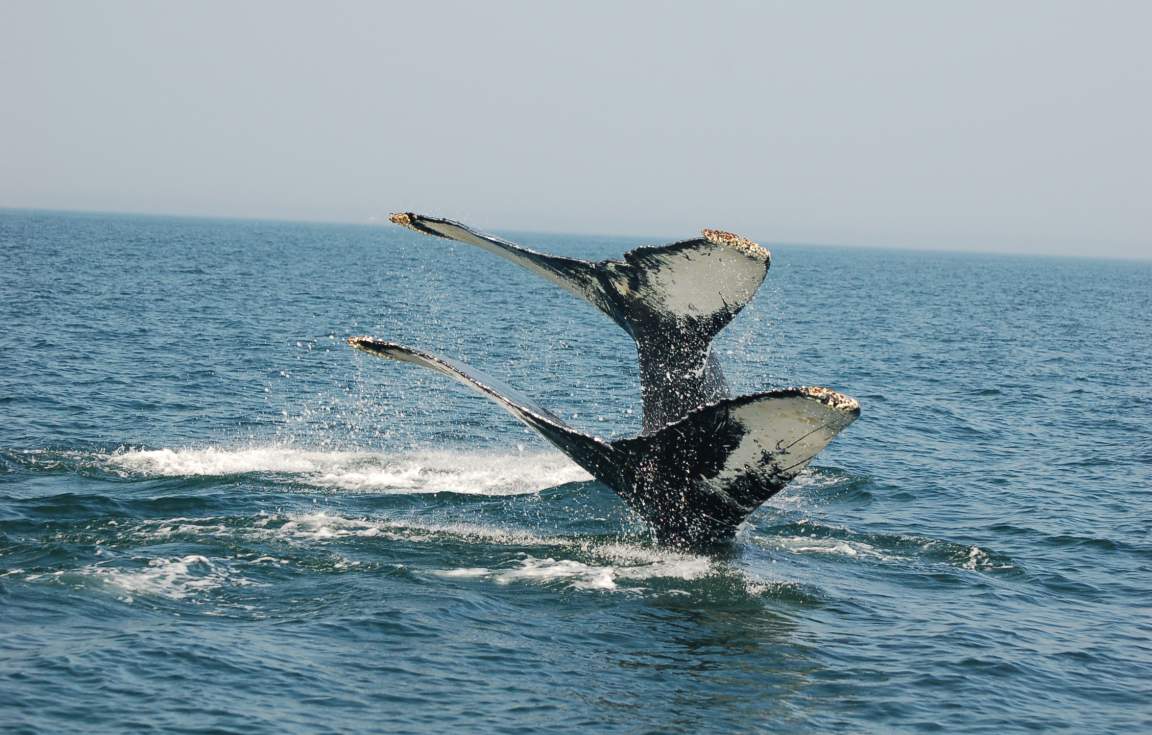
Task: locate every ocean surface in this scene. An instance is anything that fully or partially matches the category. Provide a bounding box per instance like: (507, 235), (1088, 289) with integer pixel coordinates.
(1, 209), (1149, 734)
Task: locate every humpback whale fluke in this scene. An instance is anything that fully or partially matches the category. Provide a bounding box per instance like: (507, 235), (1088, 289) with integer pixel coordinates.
(388, 212), (772, 432)
(359, 212), (859, 548)
(349, 337), (859, 548)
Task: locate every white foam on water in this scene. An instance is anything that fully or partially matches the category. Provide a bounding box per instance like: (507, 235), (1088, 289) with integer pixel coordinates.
(434, 567), (491, 578)
(385, 520), (556, 547)
(497, 558), (619, 590)
(116, 510), (561, 550)
(275, 512), (399, 541)
(81, 555), (255, 602)
(757, 524), (1014, 573)
(764, 467), (843, 510)
(431, 548), (716, 592)
(104, 446), (591, 495)
(108, 447), (330, 476)
(106, 509), (732, 594)
(267, 512), (558, 547)
(313, 451), (591, 494)
(133, 517), (232, 541)
(960, 545), (1013, 571)
(72, 509), (794, 599)
(769, 535), (884, 559)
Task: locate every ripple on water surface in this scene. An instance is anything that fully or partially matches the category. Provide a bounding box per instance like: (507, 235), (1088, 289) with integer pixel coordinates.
(3, 214), (1150, 734)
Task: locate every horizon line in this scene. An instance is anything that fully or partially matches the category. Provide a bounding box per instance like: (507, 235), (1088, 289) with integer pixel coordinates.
(2, 205), (1148, 264)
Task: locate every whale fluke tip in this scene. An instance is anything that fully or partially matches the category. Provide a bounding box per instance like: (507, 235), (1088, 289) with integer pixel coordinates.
(348, 335), (386, 353)
(793, 386), (861, 415)
(388, 212), (459, 241)
(701, 229), (771, 262)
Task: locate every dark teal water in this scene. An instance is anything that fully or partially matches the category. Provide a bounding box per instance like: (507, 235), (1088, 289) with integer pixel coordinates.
(1, 209), (1150, 734)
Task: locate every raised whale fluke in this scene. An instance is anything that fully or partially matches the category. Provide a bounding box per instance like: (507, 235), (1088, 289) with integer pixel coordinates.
(360, 212), (859, 547)
(388, 213), (772, 432)
(350, 337), (859, 548)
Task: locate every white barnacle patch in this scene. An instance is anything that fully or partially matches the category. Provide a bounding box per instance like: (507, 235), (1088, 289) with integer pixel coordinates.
(701, 229), (771, 262)
(388, 212), (416, 228)
(799, 386), (861, 413)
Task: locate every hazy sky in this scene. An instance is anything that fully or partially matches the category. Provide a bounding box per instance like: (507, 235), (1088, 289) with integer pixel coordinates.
(2, 1), (1149, 257)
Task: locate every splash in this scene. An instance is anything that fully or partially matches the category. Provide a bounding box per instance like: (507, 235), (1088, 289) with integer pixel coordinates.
(751, 519), (1016, 573)
(427, 534), (720, 593)
(769, 535), (884, 558)
(80, 555), (256, 602)
(104, 446), (591, 495)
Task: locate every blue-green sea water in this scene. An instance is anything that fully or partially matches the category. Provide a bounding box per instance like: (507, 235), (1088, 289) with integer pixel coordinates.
(1, 210), (1150, 733)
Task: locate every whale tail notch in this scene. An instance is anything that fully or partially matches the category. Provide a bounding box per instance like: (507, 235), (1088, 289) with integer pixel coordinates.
(350, 338), (859, 547)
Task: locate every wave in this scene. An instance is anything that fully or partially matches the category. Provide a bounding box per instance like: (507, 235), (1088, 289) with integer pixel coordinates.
(268, 512), (561, 547)
(9, 506), (813, 604)
(768, 535), (885, 559)
(24, 554), (260, 605)
(84, 510), (750, 595)
(751, 519), (1016, 573)
(93, 555), (253, 602)
(103, 446), (592, 495)
(430, 555), (713, 591)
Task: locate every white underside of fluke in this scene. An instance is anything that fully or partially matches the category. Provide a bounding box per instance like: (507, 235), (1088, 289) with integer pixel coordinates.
(709, 395), (860, 489)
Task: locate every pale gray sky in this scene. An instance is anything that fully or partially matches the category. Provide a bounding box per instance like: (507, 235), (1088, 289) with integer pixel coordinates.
(2, 1), (1149, 257)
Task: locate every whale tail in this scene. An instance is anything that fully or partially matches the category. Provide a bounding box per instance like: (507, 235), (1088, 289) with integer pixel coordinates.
(347, 338), (625, 490)
(387, 213), (772, 432)
(350, 338), (859, 547)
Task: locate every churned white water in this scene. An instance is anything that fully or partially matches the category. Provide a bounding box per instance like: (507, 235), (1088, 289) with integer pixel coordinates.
(105, 446), (591, 495)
